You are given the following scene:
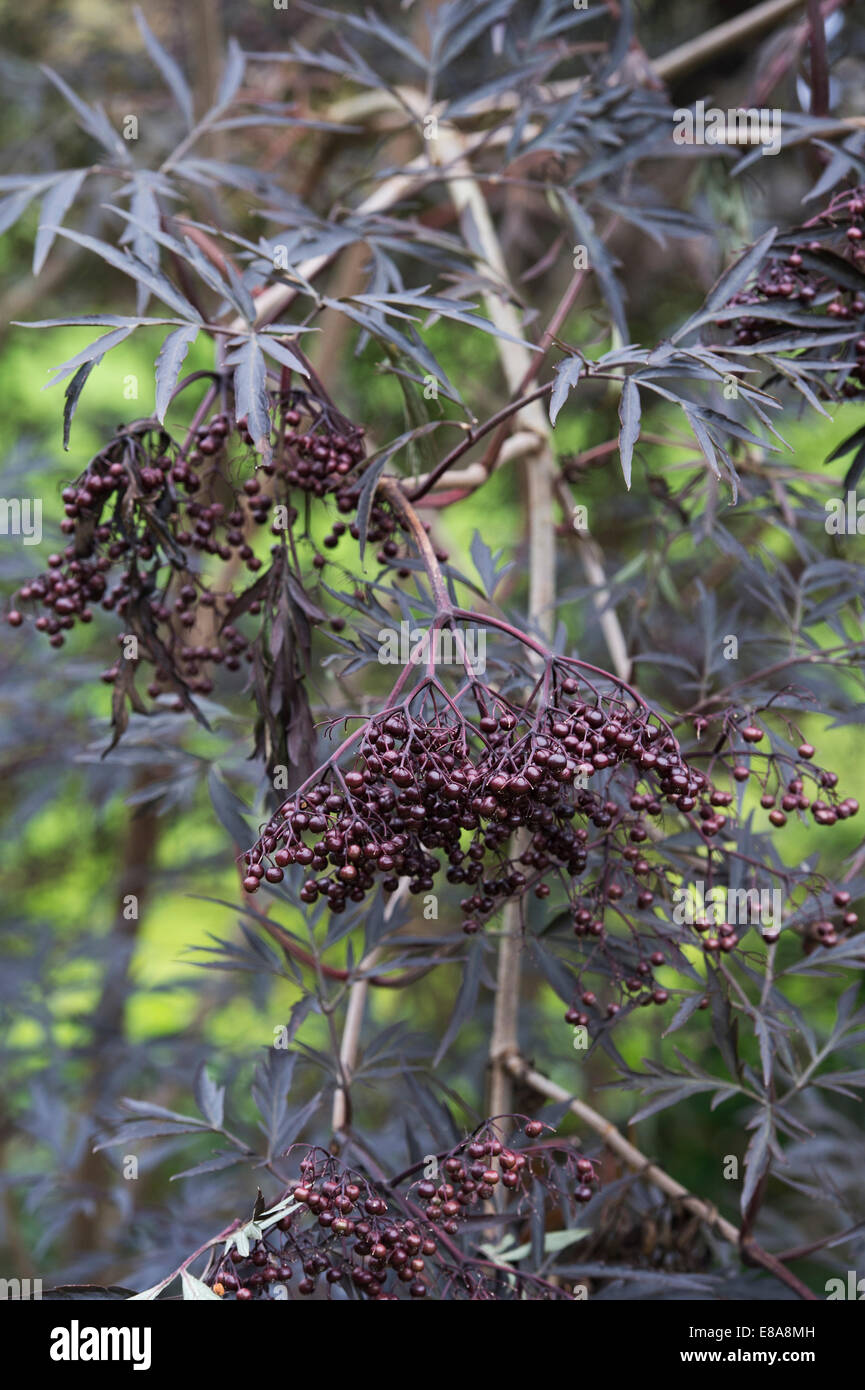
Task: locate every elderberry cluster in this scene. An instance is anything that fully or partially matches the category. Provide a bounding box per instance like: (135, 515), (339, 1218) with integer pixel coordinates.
(264, 397), (431, 566)
(210, 1165), (432, 1302)
(727, 185), (865, 394)
(205, 1124), (591, 1301)
(4, 386), (377, 709)
(5, 420), (271, 702)
(265, 398), (366, 498)
(241, 660), (859, 1000)
(242, 668), (720, 927)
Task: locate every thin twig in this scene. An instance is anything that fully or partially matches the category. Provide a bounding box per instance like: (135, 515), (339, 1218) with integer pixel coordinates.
(331, 883), (408, 1134)
(505, 1053), (818, 1301)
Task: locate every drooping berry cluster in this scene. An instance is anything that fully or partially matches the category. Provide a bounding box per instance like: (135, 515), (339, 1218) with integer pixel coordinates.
(739, 734), (859, 831)
(726, 185), (865, 394)
(4, 387), (376, 712)
(241, 658), (859, 1005)
(5, 420), (269, 703)
(263, 396), (431, 565)
(204, 1123), (592, 1301)
(243, 666), (718, 922)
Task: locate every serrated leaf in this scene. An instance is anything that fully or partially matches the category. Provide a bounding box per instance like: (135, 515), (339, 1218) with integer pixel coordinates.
(127, 1276), (175, 1301)
(0, 185), (46, 237)
(41, 66), (127, 160)
(325, 297), (460, 403)
(228, 335), (271, 455)
(324, 4), (427, 68)
(252, 1048), (297, 1154)
(63, 359), (98, 451)
(434, 938), (483, 1065)
(135, 7), (194, 129)
(46, 325), (136, 388)
(741, 1110), (772, 1216)
(154, 324), (199, 421)
(354, 421), (441, 560)
(826, 423), (865, 463)
(121, 1097), (206, 1123)
(170, 1152), (247, 1181)
(683, 404), (720, 477)
(470, 530), (498, 597)
(33, 170), (87, 274)
(125, 174), (162, 293)
(274, 1089), (324, 1154)
(258, 334), (310, 375)
(193, 1062), (225, 1128)
(14, 314), (170, 328)
(617, 376), (640, 489)
(93, 1119), (208, 1149)
(53, 226), (200, 319)
(207, 767), (254, 849)
(550, 356), (582, 426)
(436, 0), (512, 68)
(628, 1078), (720, 1125)
(561, 193), (628, 339)
(354, 289), (536, 350)
(662, 991), (705, 1037)
(673, 227), (777, 343)
(754, 1016), (775, 1090)
(215, 38), (245, 111)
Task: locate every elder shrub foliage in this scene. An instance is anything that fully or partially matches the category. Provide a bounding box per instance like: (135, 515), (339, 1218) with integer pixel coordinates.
(1, 1), (865, 1303)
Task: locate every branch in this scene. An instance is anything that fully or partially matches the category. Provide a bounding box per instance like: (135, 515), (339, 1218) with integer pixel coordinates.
(331, 884), (409, 1135)
(408, 386), (553, 502)
(555, 476), (632, 684)
(233, 881), (438, 990)
(410, 431), (540, 503)
(376, 475), (452, 610)
(505, 1053), (818, 1301)
(655, 0), (810, 83)
(330, 946), (383, 1133)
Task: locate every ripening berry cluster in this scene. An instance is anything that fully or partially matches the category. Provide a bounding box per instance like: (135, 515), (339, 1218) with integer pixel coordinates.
(206, 1126), (590, 1301)
(5, 392), (379, 705)
(727, 186), (865, 394)
(728, 728), (859, 832)
(4, 420), (274, 702)
(259, 399), (429, 564)
(210, 1167), (432, 1301)
(246, 391), (439, 564)
(265, 401), (366, 497)
(414, 1126), (597, 1216)
(240, 669), (859, 1001)
(243, 399), (412, 563)
(242, 670), (724, 926)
